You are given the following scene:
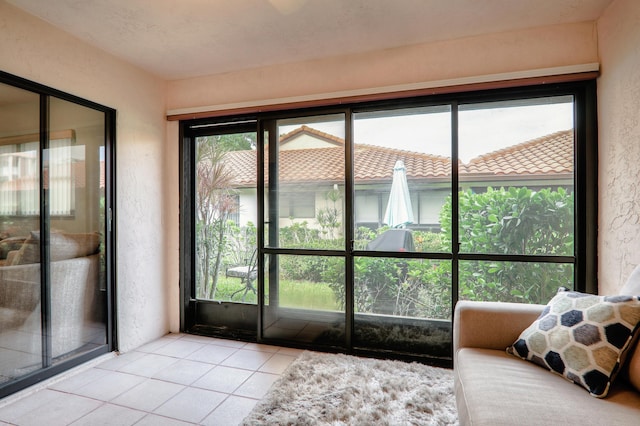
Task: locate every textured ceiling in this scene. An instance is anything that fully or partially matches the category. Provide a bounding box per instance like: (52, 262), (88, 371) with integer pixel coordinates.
(6, 0), (613, 80)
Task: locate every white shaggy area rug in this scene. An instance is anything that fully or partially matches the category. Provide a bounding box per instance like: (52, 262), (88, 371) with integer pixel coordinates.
(242, 351), (458, 426)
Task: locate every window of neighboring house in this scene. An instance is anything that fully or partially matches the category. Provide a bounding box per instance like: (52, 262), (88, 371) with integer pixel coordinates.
(413, 189), (448, 231)
(279, 192), (315, 218)
(228, 194), (240, 225)
(355, 192), (384, 229)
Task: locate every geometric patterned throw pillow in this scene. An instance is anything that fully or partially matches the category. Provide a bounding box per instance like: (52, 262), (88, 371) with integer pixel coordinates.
(507, 288), (640, 398)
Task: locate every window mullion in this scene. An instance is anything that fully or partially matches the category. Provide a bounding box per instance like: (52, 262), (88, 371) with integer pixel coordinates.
(451, 102), (460, 312)
(39, 94), (52, 368)
(345, 109), (354, 350)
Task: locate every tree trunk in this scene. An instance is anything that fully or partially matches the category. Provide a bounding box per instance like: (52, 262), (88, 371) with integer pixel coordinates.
(209, 217), (227, 300)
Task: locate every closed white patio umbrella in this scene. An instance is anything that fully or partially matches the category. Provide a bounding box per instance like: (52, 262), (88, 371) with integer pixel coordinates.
(383, 160), (414, 228)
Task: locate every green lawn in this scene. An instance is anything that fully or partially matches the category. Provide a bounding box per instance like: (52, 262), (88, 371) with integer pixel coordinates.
(213, 276), (339, 310)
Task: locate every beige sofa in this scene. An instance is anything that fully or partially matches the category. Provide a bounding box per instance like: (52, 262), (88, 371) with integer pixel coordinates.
(453, 269), (640, 426)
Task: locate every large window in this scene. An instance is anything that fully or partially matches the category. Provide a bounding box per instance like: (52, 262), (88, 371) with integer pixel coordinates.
(180, 81), (597, 363)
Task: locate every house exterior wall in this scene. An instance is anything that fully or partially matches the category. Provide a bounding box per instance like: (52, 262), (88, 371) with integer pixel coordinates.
(0, 2), (169, 352)
(238, 189), (259, 229)
(597, 0), (640, 295)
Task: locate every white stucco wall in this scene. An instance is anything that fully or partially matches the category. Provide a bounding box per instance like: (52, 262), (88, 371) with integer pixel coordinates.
(597, 0), (640, 294)
(0, 1), (169, 351)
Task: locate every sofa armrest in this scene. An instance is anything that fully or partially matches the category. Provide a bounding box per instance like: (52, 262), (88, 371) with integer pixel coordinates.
(453, 300), (545, 353)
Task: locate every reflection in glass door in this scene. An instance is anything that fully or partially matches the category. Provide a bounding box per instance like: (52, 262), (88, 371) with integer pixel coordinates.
(0, 75), (113, 397)
(0, 83), (42, 384)
(48, 97), (108, 363)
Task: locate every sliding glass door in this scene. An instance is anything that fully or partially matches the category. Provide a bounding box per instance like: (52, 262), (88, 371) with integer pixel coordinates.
(262, 114), (347, 348)
(0, 72), (115, 397)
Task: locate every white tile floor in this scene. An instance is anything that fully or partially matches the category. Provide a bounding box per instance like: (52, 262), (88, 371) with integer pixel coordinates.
(0, 333), (303, 425)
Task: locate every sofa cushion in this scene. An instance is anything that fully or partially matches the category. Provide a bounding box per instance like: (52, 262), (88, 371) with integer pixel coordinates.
(11, 231), (100, 265)
(456, 348), (640, 425)
(507, 288), (640, 397)
(625, 341), (640, 392)
(618, 264), (640, 393)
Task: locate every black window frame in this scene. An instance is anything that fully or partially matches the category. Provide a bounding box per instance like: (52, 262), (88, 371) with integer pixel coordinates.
(179, 80), (597, 360)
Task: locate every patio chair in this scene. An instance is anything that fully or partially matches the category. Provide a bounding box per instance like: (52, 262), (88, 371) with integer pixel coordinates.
(226, 248), (258, 302)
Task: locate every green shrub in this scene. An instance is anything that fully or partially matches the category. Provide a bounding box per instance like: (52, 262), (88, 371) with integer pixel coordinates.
(223, 186), (575, 315)
(441, 186), (574, 256)
(440, 187), (574, 303)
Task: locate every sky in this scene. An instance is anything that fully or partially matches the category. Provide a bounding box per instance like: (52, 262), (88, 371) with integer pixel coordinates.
(279, 99), (574, 162)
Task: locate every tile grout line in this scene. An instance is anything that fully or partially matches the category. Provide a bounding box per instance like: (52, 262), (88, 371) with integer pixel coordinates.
(1, 335), (303, 426)
(0, 352), (117, 410)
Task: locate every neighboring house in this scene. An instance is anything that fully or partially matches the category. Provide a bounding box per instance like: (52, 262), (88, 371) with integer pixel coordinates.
(222, 126), (574, 232)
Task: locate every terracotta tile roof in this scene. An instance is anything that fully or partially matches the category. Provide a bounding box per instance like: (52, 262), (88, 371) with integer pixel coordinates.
(224, 145), (451, 186)
(223, 150), (259, 186)
(280, 125), (345, 147)
(278, 147), (345, 183)
(354, 145), (451, 182)
(223, 128), (574, 187)
(463, 130), (573, 177)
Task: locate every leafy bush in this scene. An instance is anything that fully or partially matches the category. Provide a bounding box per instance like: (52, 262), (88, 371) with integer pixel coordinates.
(441, 186), (573, 256)
(332, 186), (574, 315)
(440, 187), (574, 303)
(221, 186), (574, 315)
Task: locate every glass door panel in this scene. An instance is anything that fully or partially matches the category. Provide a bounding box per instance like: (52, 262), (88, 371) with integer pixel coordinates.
(268, 114), (346, 251)
(353, 106), (452, 252)
(0, 83), (42, 384)
(458, 96), (576, 303)
(262, 254), (345, 347)
(263, 114), (347, 349)
(48, 97), (107, 362)
(352, 106), (453, 358)
(194, 131), (257, 303)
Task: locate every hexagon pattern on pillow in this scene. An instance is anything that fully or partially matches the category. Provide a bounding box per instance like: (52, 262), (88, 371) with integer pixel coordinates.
(507, 288), (640, 398)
